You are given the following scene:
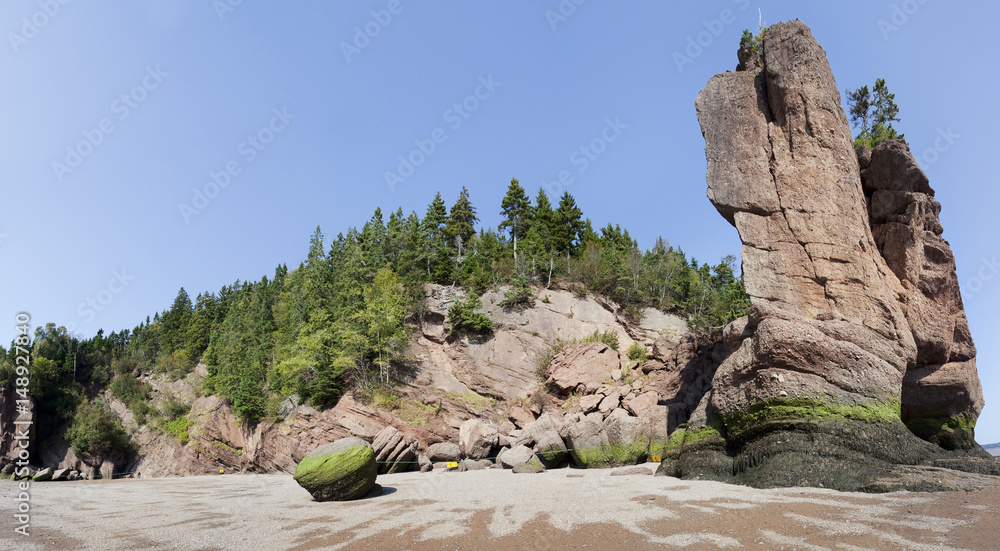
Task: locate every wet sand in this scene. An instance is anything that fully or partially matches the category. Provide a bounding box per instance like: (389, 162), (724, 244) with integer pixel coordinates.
(2, 464), (998, 550)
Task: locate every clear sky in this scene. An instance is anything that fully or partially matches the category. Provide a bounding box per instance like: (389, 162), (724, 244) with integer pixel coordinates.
(2, 1), (997, 443)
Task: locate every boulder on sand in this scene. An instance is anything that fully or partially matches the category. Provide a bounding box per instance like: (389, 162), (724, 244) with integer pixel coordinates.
(293, 437), (377, 501)
(459, 418), (499, 460)
(497, 445), (537, 469)
(426, 442), (462, 463)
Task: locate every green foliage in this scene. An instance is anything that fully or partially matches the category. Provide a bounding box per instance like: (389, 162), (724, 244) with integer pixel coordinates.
(108, 373), (153, 425)
(626, 342), (648, 363)
(581, 329), (619, 351)
(355, 266), (407, 387)
(212, 440), (244, 456)
(395, 398), (439, 427)
(739, 27), (766, 54)
(162, 417), (192, 445)
(160, 395), (191, 420)
(445, 391), (495, 412)
(447, 294), (494, 335)
(847, 78), (904, 149)
(445, 186), (478, 254)
(109, 374), (151, 411)
(370, 388), (402, 410)
(498, 274), (534, 310)
(499, 177), (532, 241)
(155, 349), (196, 380)
(65, 400), (132, 458)
(536, 339), (569, 379)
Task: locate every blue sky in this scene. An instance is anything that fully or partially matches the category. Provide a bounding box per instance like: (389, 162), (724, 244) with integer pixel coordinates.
(2, 1), (997, 443)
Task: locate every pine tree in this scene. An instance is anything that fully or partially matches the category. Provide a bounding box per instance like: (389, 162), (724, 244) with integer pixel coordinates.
(499, 178), (531, 241)
(185, 292), (217, 361)
(360, 207), (387, 271)
(846, 78), (903, 149)
(532, 187), (555, 252)
(553, 191), (585, 254)
(422, 193), (450, 277)
(161, 288), (193, 355)
(445, 186), (478, 255)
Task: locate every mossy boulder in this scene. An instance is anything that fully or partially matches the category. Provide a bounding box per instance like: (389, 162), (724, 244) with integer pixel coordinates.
(294, 437), (377, 501)
(563, 412), (650, 468)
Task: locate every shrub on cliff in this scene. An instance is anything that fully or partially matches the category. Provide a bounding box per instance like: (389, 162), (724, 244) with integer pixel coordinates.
(498, 274), (534, 310)
(448, 294), (493, 335)
(65, 399), (132, 458)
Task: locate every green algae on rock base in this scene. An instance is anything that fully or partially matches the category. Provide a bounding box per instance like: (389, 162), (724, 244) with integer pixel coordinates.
(569, 441), (650, 468)
(293, 437), (377, 501)
(720, 397), (903, 436)
(904, 415), (978, 450)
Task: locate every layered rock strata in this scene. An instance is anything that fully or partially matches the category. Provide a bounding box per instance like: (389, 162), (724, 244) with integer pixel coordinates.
(668, 19), (993, 490)
(863, 140), (983, 449)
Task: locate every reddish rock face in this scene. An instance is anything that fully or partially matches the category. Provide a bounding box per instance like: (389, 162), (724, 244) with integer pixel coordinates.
(545, 343), (622, 395)
(864, 140), (983, 448)
(681, 19), (990, 490)
(698, 21), (917, 420)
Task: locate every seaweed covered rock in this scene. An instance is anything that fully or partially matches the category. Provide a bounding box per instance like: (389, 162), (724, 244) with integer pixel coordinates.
(562, 411), (649, 468)
(686, 19), (992, 491)
(293, 437), (377, 501)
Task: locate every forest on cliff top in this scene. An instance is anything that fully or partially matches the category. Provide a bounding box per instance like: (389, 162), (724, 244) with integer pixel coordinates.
(1, 180), (749, 462)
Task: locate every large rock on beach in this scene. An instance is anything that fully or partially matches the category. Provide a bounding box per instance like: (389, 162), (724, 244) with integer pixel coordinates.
(293, 437), (377, 501)
(683, 19), (993, 491)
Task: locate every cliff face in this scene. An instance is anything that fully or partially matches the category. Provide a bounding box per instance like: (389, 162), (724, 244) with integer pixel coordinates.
(673, 19), (994, 490)
(863, 140), (983, 448)
(3, 283), (701, 479)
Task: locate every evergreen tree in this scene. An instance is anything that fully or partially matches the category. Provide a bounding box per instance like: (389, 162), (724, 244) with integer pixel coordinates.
(185, 292), (217, 361)
(160, 288), (193, 354)
(532, 187), (555, 252)
(499, 178), (531, 241)
(553, 192), (585, 254)
(846, 78), (903, 149)
(871, 78), (902, 138)
(445, 186), (478, 255)
(385, 207), (405, 265)
(360, 207), (388, 272)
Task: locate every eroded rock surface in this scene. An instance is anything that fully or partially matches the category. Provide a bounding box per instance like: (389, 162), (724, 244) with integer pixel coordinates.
(680, 19), (993, 490)
(864, 139), (983, 449)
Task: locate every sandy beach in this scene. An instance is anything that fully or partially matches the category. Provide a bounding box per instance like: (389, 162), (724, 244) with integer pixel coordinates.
(2, 465), (998, 550)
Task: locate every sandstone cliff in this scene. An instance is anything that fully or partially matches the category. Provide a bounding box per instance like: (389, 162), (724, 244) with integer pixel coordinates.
(665, 19), (995, 491)
(4, 283), (705, 479)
